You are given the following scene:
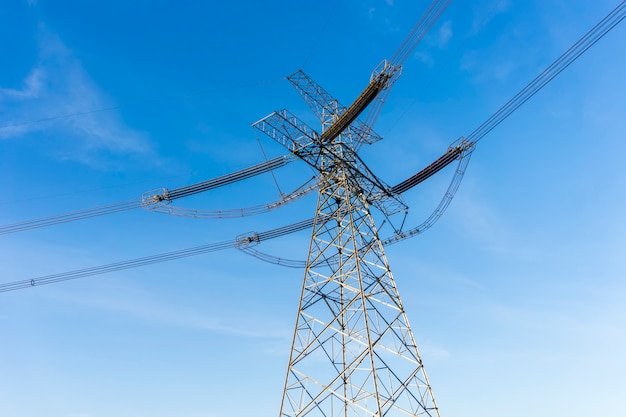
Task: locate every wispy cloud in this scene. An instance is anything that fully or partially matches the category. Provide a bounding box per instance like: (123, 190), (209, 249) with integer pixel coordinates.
(51, 282), (291, 340)
(409, 20), (452, 66)
(419, 340), (451, 361)
(448, 190), (513, 252)
(437, 21), (453, 48)
(460, 48), (518, 84)
(470, 0), (510, 34)
(413, 51), (435, 67)
(0, 68), (44, 99)
(368, 7), (376, 20)
(0, 30), (156, 168)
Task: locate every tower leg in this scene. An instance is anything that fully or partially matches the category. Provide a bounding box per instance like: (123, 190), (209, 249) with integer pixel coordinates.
(279, 163), (440, 417)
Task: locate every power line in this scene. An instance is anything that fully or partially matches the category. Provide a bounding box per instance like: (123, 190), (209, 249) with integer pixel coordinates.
(0, 199), (142, 235)
(301, 0), (343, 69)
(0, 156), (293, 235)
(0, 172), (192, 206)
(0, 218), (316, 293)
(467, 0), (626, 144)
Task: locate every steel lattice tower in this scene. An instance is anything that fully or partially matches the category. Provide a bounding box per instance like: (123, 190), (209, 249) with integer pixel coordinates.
(281, 148), (440, 417)
(253, 65), (440, 417)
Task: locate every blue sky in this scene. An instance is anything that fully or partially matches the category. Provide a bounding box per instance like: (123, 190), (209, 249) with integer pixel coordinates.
(1, 1), (625, 416)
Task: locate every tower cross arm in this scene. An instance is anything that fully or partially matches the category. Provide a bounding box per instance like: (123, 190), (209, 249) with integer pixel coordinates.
(287, 70), (383, 146)
(252, 110), (406, 215)
(252, 110), (324, 169)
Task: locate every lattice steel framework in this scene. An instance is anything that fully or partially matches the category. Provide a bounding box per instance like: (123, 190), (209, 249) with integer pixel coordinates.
(254, 69), (440, 417)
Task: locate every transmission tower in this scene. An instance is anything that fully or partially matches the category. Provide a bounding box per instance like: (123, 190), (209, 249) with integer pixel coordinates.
(250, 2), (451, 414)
(253, 58), (440, 416)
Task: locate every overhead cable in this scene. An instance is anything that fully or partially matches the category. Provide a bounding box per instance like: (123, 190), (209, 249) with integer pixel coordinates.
(0, 217), (316, 293)
(0, 155), (293, 235)
(164, 155), (291, 200)
(148, 179), (317, 219)
(0, 199), (142, 235)
(466, 1), (626, 144)
(395, 0), (626, 232)
(389, 0), (452, 67)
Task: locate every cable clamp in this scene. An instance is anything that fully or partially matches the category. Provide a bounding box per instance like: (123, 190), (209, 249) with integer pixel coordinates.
(141, 188), (171, 208)
(235, 232), (260, 248)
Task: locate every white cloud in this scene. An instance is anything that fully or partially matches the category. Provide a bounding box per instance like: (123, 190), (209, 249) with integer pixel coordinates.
(449, 190), (512, 252)
(420, 341), (451, 361)
(0, 68), (43, 99)
(492, 60), (515, 81)
(52, 283), (291, 340)
(437, 21), (453, 48)
(368, 7), (376, 20)
(419, 20), (452, 52)
(459, 49), (517, 84)
(0, 31), (155, 168)
(413, 51), (435, 67)
(471, 0), (510, 34)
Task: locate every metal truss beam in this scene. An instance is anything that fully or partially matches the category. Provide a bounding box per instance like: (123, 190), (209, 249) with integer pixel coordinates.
(252, 110), (406, 216)
(287, 70), (383, 146)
